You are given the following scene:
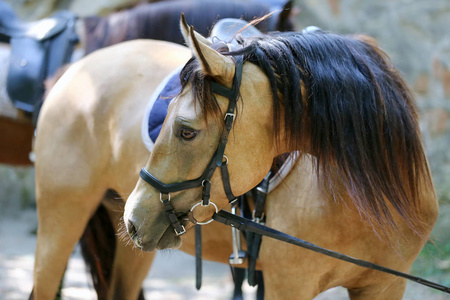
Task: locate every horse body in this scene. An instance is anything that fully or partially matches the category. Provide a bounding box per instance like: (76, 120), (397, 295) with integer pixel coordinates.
(260, 155), (436, 299)
(82, 0), (295, 55)
(33, 39), (191, 299)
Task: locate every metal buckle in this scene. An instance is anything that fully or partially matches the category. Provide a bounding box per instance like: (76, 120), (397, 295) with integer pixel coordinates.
(229, 198), (238, 204)
(160, 193), (170, 203)
(256, 186), (268, 195)
(190, 201), (218, 225)
(252, 210), (265, 224)
(224, 113), (235, 122)
(174, 225), (186, 236)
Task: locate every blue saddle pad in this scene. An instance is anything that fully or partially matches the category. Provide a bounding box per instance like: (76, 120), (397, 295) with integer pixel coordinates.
(148, 70), (182, 143)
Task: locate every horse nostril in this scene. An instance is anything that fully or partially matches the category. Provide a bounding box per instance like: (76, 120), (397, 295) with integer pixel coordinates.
(127, 220), (138, 237)
(127, 220), (143, 248)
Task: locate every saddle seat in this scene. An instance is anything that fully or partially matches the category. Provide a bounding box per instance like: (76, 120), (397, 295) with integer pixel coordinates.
(0, 1), (78, 117)
(210, 18), (263, 47)
(0, 1), (73, 41)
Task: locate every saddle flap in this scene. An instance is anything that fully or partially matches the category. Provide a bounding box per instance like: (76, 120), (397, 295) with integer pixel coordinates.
(6, 37), (47, 112)
(5, 10), (78, 113)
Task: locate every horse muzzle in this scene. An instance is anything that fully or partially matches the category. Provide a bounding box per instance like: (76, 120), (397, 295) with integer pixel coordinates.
(124, 212), (184, 251)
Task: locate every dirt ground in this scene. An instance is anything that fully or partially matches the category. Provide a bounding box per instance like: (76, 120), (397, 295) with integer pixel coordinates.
(0, 208), (447, 300)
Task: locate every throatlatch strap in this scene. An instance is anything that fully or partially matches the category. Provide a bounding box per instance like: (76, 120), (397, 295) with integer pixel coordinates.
(220, 163), (235, 201)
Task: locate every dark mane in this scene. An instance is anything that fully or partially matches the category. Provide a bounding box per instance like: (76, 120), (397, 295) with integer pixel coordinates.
(180, 31), (435, 237)
(82, 0), (294, 54)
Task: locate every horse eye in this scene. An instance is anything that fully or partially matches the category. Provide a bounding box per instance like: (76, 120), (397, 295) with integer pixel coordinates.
(180, 128), (198, 140)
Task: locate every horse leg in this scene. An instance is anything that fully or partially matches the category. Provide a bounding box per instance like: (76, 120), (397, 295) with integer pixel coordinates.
(348, 278), (407, 300)
(261, 266), (318, 299)
(255, 271), (264, 300)
(32, 187), (106, 299)
(231, 267), (246, 300)
(259, 239), (322, 300)
(102, 194), (155, 300)
(107, 229), (155, 299)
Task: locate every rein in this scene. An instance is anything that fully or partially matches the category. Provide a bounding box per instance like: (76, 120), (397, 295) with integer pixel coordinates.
(213, 210), (450, 294)
(139, 55), (244, 235)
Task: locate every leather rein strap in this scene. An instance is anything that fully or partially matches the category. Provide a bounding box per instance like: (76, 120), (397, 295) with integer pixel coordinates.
(212, 210), (450, 294)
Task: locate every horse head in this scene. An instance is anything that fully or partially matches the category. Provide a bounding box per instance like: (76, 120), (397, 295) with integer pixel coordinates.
(124, 18), (279, 251)
(125, 15), (434, 251)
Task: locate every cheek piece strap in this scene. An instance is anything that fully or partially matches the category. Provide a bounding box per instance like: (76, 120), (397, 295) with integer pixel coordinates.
(139, 55), (244, 235)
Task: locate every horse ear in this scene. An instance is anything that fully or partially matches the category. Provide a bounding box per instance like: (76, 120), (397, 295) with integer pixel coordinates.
(180, 13), (212, 48)
(187, 25), (235, 84)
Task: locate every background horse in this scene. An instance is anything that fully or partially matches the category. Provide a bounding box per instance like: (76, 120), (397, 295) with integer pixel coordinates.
(32, 37), (254, 299)
(123, 22), (439, 299)
(0, 0), (295, 166)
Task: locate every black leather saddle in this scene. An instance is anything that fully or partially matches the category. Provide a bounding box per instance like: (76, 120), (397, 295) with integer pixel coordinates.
(0, 1), (78, 116)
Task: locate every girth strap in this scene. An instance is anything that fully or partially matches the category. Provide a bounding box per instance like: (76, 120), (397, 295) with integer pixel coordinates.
(247, 173), (270, 286)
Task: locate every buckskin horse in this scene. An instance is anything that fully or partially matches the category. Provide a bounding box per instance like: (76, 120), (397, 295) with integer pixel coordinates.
(122, 19), (439, 299)
(32, 15), (439, 300)
(0, 0), (294, 166)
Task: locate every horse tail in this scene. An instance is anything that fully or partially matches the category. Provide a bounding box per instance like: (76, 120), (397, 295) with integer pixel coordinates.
(79, 190), (146, 299)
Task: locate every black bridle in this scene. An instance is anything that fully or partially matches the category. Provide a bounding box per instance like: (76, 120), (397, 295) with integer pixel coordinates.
(139, 55), (244, 235)
(136, 53), (450, 295)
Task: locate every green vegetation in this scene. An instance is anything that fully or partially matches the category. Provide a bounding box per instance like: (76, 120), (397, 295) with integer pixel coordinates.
(411, 204), (450, 287)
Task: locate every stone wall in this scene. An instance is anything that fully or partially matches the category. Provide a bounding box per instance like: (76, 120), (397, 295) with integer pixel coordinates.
(294, 0), (450, 202)
(4, 0), (143, 20)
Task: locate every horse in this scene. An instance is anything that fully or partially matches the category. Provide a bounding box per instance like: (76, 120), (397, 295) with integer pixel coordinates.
(32, 16), (439, 300)
(0, 0), (295, 166)
(121, 19), (440, 299)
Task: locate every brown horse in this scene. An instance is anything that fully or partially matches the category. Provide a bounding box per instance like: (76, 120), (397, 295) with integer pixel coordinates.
(122, 20), (439, 299)
(0, 0), (295, 166)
